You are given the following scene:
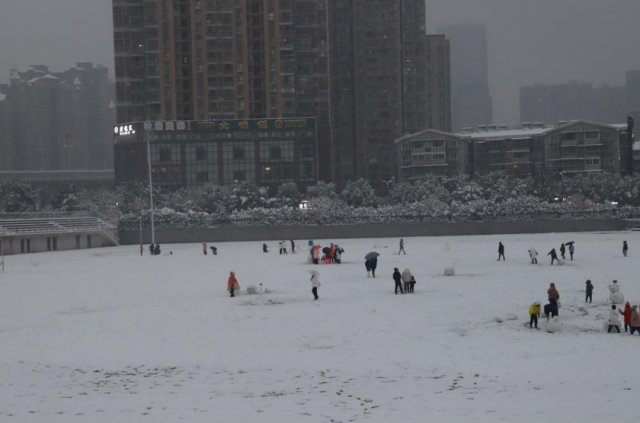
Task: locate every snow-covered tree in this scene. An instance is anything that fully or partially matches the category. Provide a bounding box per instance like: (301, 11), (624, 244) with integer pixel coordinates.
(341, 178), (378, 207)
(306, 181), (338, 199)
(0, 181), (39, 212)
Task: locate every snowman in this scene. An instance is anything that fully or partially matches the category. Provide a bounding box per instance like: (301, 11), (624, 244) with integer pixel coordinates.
(608, 280), (624, 304)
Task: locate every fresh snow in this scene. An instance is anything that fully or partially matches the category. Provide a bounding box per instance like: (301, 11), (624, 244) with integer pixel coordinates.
(1, 231), (639, 422)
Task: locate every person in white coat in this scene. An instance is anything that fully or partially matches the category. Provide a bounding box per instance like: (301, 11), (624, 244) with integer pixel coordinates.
(608, 304), (621, 333)
(401, 268), (413, 294)
(528, 247), (538, 264)
(310, 270), (321, 300)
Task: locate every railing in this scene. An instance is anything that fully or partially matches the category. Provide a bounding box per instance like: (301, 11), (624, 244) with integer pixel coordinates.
(0, 215), (119, 246)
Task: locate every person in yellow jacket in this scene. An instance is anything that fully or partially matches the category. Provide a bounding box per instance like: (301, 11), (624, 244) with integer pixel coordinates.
(529, 301), (541, 329)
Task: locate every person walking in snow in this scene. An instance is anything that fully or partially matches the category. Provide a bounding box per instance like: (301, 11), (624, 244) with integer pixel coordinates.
(623, 240), (628, 257)
(528, 247), (538, 264)
(393, 267), (404, 294)
(585, 279), (593, 304)
(263, 243), (269, 253)
(620, 302), (632, 332)
(630, 305), (640, 335)
(365, 259), (372, 277)
(497, 242), (505, 261)
(399, 238), (406, 255)
(369, 257), (378, 278)
(529, 301), (541, 329)
(210, 246), (217, 255)
(227, 271), (239, 298)
(310, 270), (320, 300)
(202, 241), (208, 255)
(608, 305), (621, 333)
(547, 248), (559, 265)
(568, 243), (575, 260)
(401, 268), (413, 294)
(290, 239), (296, 253)
(408, 275), (416, 293)
(559, 243), (566, 260)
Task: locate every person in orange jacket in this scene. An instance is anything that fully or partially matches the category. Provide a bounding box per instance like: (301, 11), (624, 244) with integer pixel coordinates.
(619, 301), (632, 332)
(227, 271), (239, 297)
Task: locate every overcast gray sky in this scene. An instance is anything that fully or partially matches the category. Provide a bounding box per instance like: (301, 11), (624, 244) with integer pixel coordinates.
(1, 0), (639, 125)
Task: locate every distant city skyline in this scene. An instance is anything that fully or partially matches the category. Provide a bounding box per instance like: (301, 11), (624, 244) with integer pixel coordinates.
(1, 0), (640, 126)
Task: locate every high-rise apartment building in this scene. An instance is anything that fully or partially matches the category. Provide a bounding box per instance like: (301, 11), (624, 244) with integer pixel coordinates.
(0, 64), (115, 171)
(437, 23), (492, 131)
(113, 0), (450, 186)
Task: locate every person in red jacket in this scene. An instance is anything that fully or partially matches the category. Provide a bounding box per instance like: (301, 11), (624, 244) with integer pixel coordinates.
(227, 271), (239, 297)
(619, 302), (632, 332)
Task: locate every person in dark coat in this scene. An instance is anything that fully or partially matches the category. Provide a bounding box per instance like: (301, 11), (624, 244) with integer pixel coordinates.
(369, 257), (378, 278)
(393, 267), (403, 294)
(497, 242), (505, 261)
(543, 302), (558, 319)
(408, 275), (416, 293)
(623, 240), (628, 257)
(547, 248), (559, 265)
(210, 246), (217, 255)
(290, 239), (295, 253)
(559, 243), (566, 260)
(365, 259), (372, 277)
(568, 243), (574, 260)
(263, 243), (269, 253)
(585, 279), (593, 303)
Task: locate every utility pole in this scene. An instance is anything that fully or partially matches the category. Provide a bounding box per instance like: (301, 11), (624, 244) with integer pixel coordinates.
(145, 129), (156, 244)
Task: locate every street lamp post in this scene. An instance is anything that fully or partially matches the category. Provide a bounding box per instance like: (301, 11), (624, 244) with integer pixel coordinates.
(145, 130), (156, 245)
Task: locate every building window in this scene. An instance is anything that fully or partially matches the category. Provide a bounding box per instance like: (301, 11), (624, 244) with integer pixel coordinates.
(195, 147), (207, 160)
(159, 148), (171, 162)
(269, 146), (281, 160)
(233, 147), (245, 160)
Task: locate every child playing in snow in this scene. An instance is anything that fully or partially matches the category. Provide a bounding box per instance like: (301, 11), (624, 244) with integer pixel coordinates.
(529, 301), (541, 329)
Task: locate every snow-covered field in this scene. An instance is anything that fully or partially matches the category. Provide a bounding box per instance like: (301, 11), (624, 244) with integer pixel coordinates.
(1, 231), (639, 422)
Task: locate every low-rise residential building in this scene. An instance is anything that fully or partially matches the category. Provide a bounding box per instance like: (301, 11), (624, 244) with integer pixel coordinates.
(396, 120), (629, 181)
(395, 129), (467, 181)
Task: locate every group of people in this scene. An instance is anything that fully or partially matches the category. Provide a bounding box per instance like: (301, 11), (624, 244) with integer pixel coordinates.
(528, 282), (562, 329)
(504, 240), (629, 265)
(225, 269), (320, 300)
(310, 243), (343, 264)
(607, 302), (640, 334)
(148, 243), (161, 255)
(202, 242), (217, 255)
(528, 279), (640, 335)
(392, 267), (416, 294)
